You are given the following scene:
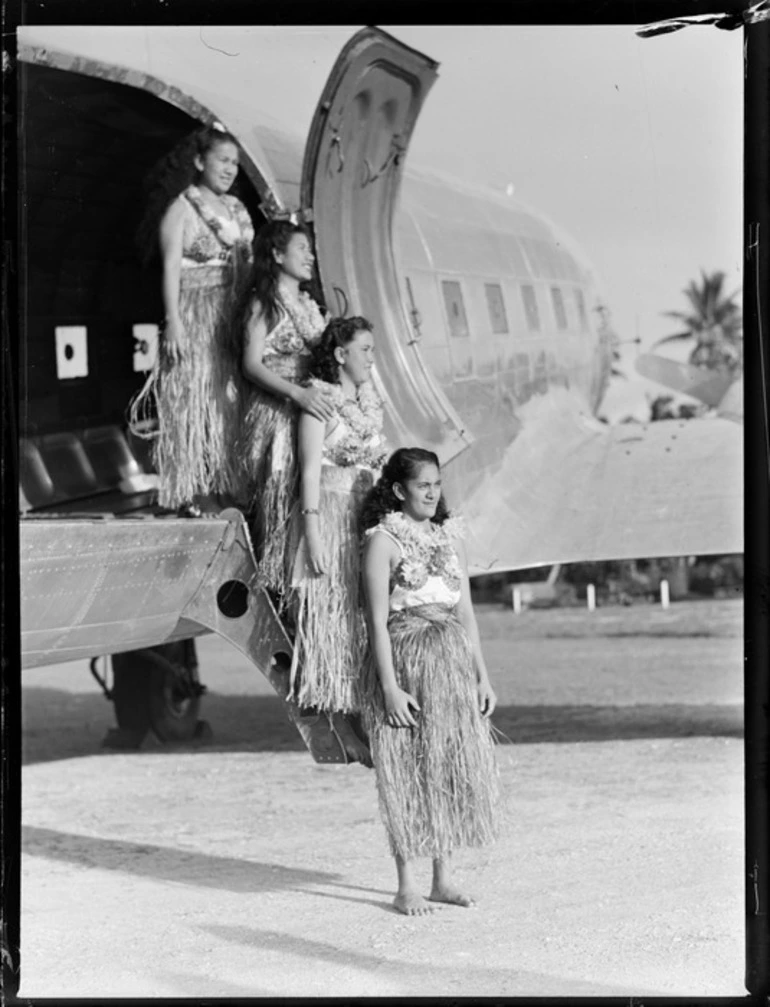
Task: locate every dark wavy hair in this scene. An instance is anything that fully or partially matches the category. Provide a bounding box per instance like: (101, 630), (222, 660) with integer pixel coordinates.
(232, 220), (312, 358)
(135, 125), (240, 266)
(360, 447), (450, 531)
(307, 316), (373, 384)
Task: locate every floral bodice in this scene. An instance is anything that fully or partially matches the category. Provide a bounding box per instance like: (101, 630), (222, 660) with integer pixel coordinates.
(181, 185), (254, 267)
(368, 512), (465, 611)
(262, 293), (326, 376)
(311, 378), (388, 470)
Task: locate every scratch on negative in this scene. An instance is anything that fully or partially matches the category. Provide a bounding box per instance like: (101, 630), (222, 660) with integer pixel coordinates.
(198, 27), (239, 58)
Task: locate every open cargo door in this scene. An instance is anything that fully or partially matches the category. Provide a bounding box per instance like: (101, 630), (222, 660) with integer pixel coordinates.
(301, 27), (472, 462)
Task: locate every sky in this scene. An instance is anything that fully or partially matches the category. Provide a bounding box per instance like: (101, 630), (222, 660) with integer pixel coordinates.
(189, 23), (744, 416)
(24, 23), (743, 418)
(109, 23), (741, 345)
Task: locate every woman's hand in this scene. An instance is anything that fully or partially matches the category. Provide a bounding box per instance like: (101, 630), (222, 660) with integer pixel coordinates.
(383, 685), (421, 729)
(163, 316), (184, 364)
(304, 522), (327, 576)
(293, 385), (336, 422)
(477, 676), (497, 718)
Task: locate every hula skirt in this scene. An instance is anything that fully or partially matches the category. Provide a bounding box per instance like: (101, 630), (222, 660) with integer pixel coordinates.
(362, 604), (500, 860)
(239, 357), (309, 596)
(130, 264), (243, 509)
(288, 463), (376, 713)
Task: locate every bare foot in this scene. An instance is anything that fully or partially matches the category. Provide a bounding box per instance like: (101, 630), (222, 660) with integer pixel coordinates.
(428, 885), (477, 908)
(394, 891), (437, 916)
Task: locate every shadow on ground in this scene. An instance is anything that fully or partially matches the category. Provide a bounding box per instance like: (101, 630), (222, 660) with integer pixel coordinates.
(21, 825), (350, 895)
(21, 689), (743, 766)
(198, 922), (657, 997)
(18, 828), (662, 996)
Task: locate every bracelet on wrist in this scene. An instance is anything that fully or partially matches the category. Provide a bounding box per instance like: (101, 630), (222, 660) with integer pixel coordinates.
(301, 507), (319, 516)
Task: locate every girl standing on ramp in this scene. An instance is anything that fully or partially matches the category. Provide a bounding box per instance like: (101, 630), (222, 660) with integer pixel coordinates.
(235, 221), (334, 601)
(131, 125), (255, 512)
(360, 447), (500, 915)
(288, 317), (387, 760)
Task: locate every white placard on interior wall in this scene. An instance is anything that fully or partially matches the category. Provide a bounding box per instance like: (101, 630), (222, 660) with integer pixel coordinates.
(132, 323), (159, 373)
(54, 326), (88, 379)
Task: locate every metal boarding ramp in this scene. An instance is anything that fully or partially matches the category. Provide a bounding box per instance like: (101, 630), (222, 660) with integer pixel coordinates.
(19, 424), (362, 764)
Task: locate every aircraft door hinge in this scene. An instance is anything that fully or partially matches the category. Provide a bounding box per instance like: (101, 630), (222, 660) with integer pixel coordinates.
(328, 130), (345, 175)
(332, 286), (349, 317)
(362, 134), (406, 188)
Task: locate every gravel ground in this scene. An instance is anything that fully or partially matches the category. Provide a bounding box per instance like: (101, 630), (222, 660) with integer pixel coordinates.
(19, 598), (745, 998)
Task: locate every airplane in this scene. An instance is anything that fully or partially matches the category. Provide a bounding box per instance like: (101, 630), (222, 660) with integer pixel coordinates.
(15, 25), (743, 762)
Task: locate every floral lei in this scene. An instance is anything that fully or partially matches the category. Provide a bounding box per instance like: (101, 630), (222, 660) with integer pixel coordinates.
(374, 512), (466, 593)
(267, 292), (327, 356)
(312, 378), (388, 469)
(183, 185), (254, 253)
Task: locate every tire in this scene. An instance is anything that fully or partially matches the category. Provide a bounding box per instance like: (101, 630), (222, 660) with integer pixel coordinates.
(147, 641), (202, 742)
(111, 652), (153, 733)
(111, 640), (202, 743)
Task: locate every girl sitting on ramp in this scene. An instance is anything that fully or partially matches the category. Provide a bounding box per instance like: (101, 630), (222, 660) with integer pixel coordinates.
(235, 221), (333, 602)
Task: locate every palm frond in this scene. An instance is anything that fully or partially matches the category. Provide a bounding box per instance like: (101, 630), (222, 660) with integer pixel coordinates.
(652, 331), (694, 348)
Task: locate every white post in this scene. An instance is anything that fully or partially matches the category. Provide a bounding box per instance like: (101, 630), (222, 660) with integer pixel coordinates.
(586, 584), (596, 611)
(512, 587), (522, 614)
(660, 579), (670, 609)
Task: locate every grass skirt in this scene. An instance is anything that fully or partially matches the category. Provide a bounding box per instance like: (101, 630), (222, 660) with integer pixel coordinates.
(239, 357), (309, 596)
(288, 464), (376, 713)
(362, 604), (500, 860)
(130, 265), (243, 509)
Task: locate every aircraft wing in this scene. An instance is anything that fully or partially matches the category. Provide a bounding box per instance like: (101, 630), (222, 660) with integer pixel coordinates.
(635, 352), (738, 409)
(458, 391), (743, 574)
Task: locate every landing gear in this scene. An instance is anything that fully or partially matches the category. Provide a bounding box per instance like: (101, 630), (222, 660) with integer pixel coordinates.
(94, 639), (209, 748)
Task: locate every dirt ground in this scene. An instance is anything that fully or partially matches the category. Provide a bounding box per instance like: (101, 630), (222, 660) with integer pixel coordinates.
(19, 598), (745, 998)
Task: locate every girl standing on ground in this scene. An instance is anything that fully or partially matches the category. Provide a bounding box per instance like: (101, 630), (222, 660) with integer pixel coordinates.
(289, 316), (387, 734)
(235, 221), (335, 599)
(131, 125), (255, 512)
(360, 447), (499, 915)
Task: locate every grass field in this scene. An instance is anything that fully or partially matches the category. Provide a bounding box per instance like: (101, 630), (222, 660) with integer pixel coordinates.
(22, 597), (743, 764)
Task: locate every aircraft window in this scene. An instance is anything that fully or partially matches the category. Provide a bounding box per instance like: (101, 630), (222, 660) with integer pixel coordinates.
(520, 285), (540, 332)
(550, 287), (568, 330)
(484, 283), (509, 334)
(441, 280), (470, 338)
(575, 288), (588, 330)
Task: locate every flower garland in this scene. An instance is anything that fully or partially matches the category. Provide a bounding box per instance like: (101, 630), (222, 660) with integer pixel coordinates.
(374, 512), (465, 593)
(310, 378), (388, 469)
(183, 185), (254, 265)
(267, 292), (327, 357)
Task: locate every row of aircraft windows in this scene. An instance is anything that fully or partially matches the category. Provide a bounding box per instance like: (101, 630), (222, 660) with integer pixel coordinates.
(439, 278), (588, 338)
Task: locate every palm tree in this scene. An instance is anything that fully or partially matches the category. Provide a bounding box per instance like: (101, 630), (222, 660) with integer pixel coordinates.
(655, 269), (742, 373)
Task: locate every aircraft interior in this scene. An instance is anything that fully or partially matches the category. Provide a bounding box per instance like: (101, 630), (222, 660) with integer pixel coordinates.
(19, 62), (268, 515)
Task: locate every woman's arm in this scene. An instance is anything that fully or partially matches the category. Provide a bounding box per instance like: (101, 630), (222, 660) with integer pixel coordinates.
(454, 537), (497, 717)
(297, 410), (328, 575)
(363, 532), (421, 728)
(242, 303), (334, 422)
(158, 199), (187, 361)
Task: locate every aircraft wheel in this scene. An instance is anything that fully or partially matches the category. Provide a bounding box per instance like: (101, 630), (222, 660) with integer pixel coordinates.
(147, 640), (203, 742)
(111, 641), (203, 743)
(111, 652), (152, 734)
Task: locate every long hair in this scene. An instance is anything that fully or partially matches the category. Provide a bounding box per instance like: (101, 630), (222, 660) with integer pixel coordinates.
(135, 125), (240, 267)
(232, 220), (310, 358)
(360, 447), (450, 531)
(307, 316), (373, 384)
